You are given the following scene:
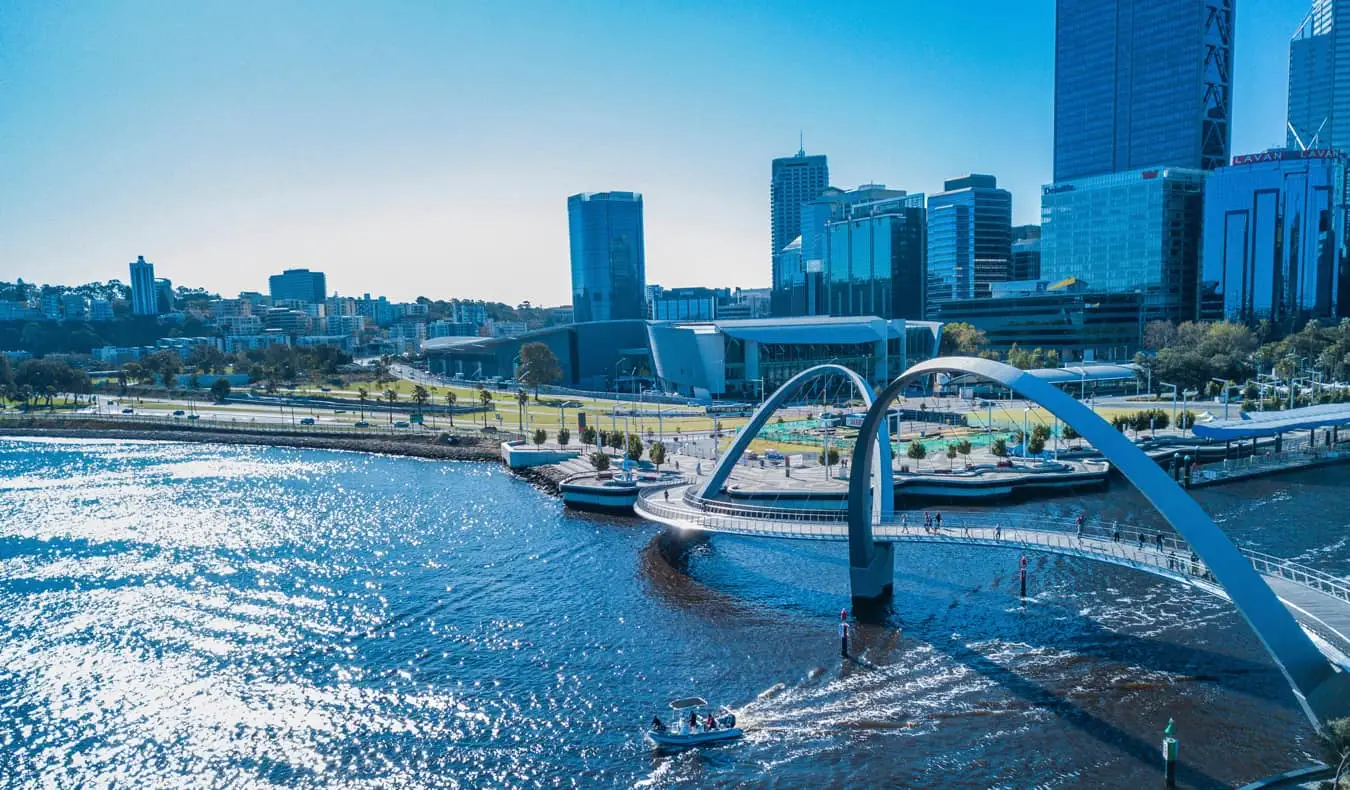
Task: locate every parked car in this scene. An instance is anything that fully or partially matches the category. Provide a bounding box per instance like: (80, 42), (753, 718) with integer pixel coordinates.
(121, 408), (134, 414)
(187, 414), (200, 420)
(354, 421), (371, 427)
(299, 417), (316, 425)
(172, 410), (185, 416)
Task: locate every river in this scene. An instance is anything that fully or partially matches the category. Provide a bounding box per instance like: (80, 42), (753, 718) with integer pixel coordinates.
(1, 437), (1345, 788)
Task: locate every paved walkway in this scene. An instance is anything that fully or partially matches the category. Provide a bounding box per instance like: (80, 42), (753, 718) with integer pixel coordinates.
(634, 484), (1350, 662)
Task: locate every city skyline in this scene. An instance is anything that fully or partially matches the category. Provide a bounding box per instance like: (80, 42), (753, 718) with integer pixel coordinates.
(1, 1), (1312, 305)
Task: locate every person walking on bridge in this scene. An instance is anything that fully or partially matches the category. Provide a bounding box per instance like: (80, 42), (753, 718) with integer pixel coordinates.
(839, 609), (851, 658)
(1075, 514), (1084, 540)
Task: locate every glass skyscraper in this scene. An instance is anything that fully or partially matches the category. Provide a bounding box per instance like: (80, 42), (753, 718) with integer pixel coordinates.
(770, 148), (828, 315)
(1040, 167), (1205, 323)
(1200, 149), (1350, 327)
(1053, 0), (1235, 182)
(1288, 0), (1350, 151)
(568, 191), (647, 323)
(925, 174), (1012, 314)
(268, 268), (327, 304)
(823, 193), (927, 321)
(1011, 225), (1043, 281)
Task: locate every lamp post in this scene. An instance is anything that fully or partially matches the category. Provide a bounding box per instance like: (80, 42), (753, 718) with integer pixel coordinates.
(1161, 382), (1179, 430)
(1022, 407), (1030, 459)
(1181, 389), (1197, 437)
(1211, 378), (1232, 421)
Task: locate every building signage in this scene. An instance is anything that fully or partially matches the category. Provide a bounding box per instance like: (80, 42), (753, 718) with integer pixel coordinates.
(1231, 149), (1340, 166)
(1043, 184), (1076, 195)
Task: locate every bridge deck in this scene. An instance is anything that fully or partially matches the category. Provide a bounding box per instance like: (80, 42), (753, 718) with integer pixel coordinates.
(636, 485), (1350, 662)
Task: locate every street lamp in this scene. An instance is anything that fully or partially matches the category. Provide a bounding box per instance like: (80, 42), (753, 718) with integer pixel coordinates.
(1161, 382), (1179, 430)
(1211, 378), (1233, 421)
(1022, 407), (1031, 459)
(1181, 389), (1198, 437)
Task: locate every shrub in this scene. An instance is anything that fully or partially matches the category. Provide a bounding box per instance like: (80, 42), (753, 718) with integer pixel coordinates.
(532, 428), (547, 447)
(991, 438), (1009, 457)
(590, 451), (610, 472)
(557, 427), (571, 446)
(906, 441), (927, 460)
(819, 447), (840, 465)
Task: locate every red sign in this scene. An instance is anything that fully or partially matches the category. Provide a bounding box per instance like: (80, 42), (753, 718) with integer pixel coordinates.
(1141, 170), (1159, 179)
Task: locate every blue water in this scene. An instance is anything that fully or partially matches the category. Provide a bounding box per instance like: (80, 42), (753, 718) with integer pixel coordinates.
(0, 437), (1344, 787)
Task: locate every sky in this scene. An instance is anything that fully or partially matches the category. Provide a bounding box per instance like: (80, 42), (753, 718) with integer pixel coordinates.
(0, 0), (1314, 306)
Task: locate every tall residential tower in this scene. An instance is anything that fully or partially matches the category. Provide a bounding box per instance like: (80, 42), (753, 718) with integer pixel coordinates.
(770, 146), (828, 315)
(1053, 0), (1235, 182)
(568, 191), (647, 323)
(129, 255), (158, 316)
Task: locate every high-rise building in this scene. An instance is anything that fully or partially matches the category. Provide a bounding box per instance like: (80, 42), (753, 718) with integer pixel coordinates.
(770, 147), (828, 314)
(154, 279), (175, 314)
(129, 255), (158, 316)
(1041, 167), (1206, 323)
(1200, 148), (1350, 327)
(823, 193), (927, 321)
(1288, 0), (1348, 150)
(567, 191), (646, 323)
(778, 185), (905, 316)
(1053, 0), (1235, 182)
(268, 269), (327, 304)
(1011, 225), (1043, 281)
(925, 174), (1012, 313)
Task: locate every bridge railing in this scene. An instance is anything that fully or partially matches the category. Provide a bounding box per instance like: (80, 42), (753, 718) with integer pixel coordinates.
(1244, 549), (1350, 605)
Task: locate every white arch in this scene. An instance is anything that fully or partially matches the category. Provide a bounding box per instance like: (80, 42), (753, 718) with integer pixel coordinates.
(847, 356), (1350, 731)
(697, 364), (892, 518)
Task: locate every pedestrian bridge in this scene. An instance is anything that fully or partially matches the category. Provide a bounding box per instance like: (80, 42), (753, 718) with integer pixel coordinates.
(635, 356), (1350, 732)
(636, 483), (1350, 663)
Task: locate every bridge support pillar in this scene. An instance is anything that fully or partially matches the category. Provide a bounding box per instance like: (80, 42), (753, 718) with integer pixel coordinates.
(850, 542), (894, 603)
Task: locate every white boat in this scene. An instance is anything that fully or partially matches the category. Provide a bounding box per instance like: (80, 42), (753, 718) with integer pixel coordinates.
(646, 697), (742, 747)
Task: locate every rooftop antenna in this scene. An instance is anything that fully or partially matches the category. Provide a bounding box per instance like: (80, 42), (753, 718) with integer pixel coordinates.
(798, 130), (805, 157)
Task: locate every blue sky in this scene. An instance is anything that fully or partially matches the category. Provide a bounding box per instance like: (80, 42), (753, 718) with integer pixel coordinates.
(0, 0), (1311, 305)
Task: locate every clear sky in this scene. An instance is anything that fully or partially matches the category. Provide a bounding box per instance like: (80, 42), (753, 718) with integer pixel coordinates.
(0, 0), (1312, 305)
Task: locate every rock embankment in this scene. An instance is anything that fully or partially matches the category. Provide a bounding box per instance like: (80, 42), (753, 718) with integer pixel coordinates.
(0, 418), (500, 462)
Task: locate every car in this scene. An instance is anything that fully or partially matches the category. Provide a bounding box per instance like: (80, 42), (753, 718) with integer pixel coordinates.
(299, 417), (316, 425)
(354, 421), (371, 427)
(121, 408), (134, 414)
(172, 410), (186, 416)
(394, 420), (410, 428)
(320, 387), (331, 392)
(334, 409), (347, 414)
(187, 414), (200, 420)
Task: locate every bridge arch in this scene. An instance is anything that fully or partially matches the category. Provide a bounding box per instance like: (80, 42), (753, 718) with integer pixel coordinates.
(698, 364), (892, 518)
(847, 356), (1349, 730)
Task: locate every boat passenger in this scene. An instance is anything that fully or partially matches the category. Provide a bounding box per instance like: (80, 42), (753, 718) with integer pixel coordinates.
(689, 710), (699, 731)
(706, 714), (717, 731)
(651, 715), (666, 732)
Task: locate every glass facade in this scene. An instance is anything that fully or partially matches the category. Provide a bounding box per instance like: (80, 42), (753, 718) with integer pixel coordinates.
(268, 269), (327, 304)
(650, 286), (724, 321)
(1040, 167), (1205, 322)
(1011, 225), (1043, 281)
(931, 286), (1144, 362)
(823, 194), (927, 321)
(1053, 0), (1234, 182)
(568, 192), (647, 323)
(1288, 0), (1350, 151)
(770, 150), (828, 315)
(925, 174), (1012, 314)
(1200, 149), (1350, 328)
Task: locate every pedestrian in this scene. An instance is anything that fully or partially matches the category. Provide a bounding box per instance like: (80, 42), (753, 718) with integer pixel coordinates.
(839, 609), (851, 658)
(664, 489), (669, 501)
(1155, 532), (1164, 550)
(1112, 523), (1120, 543)
(1136, 532), (1144, 549)
(1075, 514), (1084, 539)
(995, 524), (1002, 540)
(935, 512), (943, 530)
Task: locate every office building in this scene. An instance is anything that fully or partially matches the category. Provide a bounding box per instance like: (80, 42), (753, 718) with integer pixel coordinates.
(1200, 148), (1350, 327)
(268, 269), (327, 304)
(1041, 167), (1205, 323)
(1053, 0), (1235, 181)
(154, 279), (175, 314)
(823, 193), (927, 321)
(1011, 225), (1043, 281)
(129, 256), (158, 316)
(568, 191), (647, 322)
(60, 293), (89, 321)
(1288, 0), (1350, 150)
(926, 175), (1012, 311)
(648, 286), (725, 321)
(425, 320), (653, 391)
(932, 279), (1143, 361)
(770, 147), (829, 314)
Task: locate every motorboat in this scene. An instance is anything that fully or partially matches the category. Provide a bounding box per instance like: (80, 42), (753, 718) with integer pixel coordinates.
(646, 697), (742, 747)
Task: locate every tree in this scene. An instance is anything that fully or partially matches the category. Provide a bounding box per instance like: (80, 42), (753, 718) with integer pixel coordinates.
(444, 390), (457, 426)
(991, 438), (1009, 458)
(357, 388), (369, 420)
(210, 378), (231, 402)
(819, 446), (840, 466)
(532, 428), (547, 447)
(907, 441), (927, 461)
(946, 443), (958, 469)
(609, 431), (625, 451)
(1028, 435), (1046, 455)
(516, 388), (528, 429)
(557, 427), (571, 446)
(384, 388), (398, 425)
(1062, 424), (1080, 442)
(956, 439), (973, 463)
(581, 425), (597, 448)
(626, 433), (644, 462)
(649, 440), (666, 470)
(478, 385), (493, 426)
(412, 384), (430, 418)
(590, 451), (610, 473)
(517, 342), (563, 400)
(939, 322), (986, 356)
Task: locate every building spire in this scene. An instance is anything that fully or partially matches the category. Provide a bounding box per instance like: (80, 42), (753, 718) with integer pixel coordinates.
(798, 130), (805, 157)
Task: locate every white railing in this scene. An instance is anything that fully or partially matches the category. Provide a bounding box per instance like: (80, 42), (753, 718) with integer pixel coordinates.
(637, 486), (1350, 609)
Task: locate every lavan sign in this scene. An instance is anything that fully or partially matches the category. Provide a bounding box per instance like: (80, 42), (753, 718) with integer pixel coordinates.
(1231, 149), (1341, 165)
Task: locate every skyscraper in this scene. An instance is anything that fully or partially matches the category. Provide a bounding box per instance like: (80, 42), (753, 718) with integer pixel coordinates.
(925, 174), (1012, 313)
(823, 192), (927, 321)
(1053, 0), (1235, 182)
(1288, 0), (1350, 150)
(1011, 225), (1043, 281)
(129, 255), (158, 316)
(770, 147), (828, 314)
(268, 269), (327, 304)
(568, 191), (646, 323)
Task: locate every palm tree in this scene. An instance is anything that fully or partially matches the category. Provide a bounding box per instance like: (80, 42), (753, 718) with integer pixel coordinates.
(516, 388), (528, 431)
(357, 388), (368, 421)
(412, 384), (429, 423)
(384, 388), (398, 425)
(445, 390), (457, 427)
(478, 385), (492, 426)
